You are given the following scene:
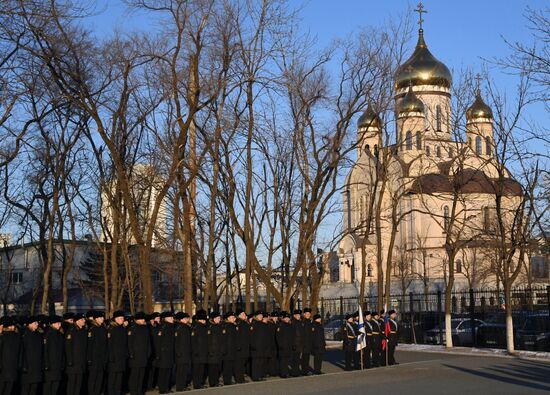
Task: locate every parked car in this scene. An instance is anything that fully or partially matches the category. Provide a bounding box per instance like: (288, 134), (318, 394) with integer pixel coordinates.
(324, 319), (344, 341)
(476, 323), (508, 349)
(516, 315), (550, 351)
(424, 318), (485, 346)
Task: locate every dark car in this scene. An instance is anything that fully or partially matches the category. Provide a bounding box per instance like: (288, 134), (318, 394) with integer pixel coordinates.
(476, 323), (508, 348)
(424, 319), (485, 346)
(516, 315), (550, 352)
(324, 319), (344, 341)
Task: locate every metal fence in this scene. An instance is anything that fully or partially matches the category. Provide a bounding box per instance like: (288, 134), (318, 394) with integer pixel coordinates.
(317, 286), (550, 352)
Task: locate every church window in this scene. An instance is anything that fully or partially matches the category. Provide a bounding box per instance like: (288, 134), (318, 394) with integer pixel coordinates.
(483, 207), (497, 234)
(406, 131), (413, 150)
(365, 144), (371, 155)
(426, 146), (430, 156)
(443, 205), (450, 231)
(367, 264), (373, 277)
(416, 132), (422, 150)
(436, 105), (442, 131)
(475, 136), (482, 155)
(456, 259), (462, 273)
(485, 136), (491, 155)
(374, 144), (379, 157)
(448, 147), (453, 158)
(436, 146), (442, 158)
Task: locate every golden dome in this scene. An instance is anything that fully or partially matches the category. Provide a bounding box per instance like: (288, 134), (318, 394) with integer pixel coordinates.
(396, 85), (424, 114)
(357, 104), (382, 128)
(395, 29), (452, 89)
(466, 91), (493, 120)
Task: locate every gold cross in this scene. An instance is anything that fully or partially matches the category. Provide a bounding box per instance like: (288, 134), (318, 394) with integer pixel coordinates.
(414, 2), (428, 30)
(475, 73), (482, 94)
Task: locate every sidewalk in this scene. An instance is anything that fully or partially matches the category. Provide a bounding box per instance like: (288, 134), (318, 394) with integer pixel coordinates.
(326, 340), (550, 360)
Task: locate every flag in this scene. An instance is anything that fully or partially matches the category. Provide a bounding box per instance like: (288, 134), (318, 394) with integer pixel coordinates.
(382, 312), (390, 350)
(356, 306), (367, 351)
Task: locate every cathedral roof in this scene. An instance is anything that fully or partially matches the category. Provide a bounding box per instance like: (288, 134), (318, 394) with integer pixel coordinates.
(409, 169), (522, 196)
(396, 85), (425, 114)
(466, 91), (493, 121)
(357, 104), (382, 128)
(395, 29), (452, 90)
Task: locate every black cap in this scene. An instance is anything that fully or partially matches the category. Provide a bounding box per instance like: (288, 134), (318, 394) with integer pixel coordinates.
(93, 311), (105, 319)
(345, 314), (352, 320)
(196, 310), (208, 321)
(236, 309), (245, 316)
(280, 311), (290, 319)
(112, 310), (125, 319)
(2, 317), (13, 326)
(303, 308), (312, 313)
(224, 311), (235, 319)
(293, 309), (302, 315)
(49, 315), (62, 325)
(134, 312), (146, 320)
(380, 310), (385, 315)
(372, 311), (380, 317)
(269, 311), (279, 318)
(388, 309), (396, 315)
(247, 313), (254, 320)
(86, 310), (95, 319)
(160, 311), (174, 319)
(74, 313), (85, 321)
(365, 311), (371, 316)
(210, 311), (221, 320)
(174, 312), (185, 320)
(313, 314), (321, 320)
(254, 310), (264, 317)
(62, 312), (75, 320)
(353, 311), (359, 318)
(151, 312), (160, 319)
(26, 316), (39, 325)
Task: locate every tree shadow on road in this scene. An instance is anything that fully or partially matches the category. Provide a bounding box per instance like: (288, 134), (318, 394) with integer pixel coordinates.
(443, 360), (550, 392)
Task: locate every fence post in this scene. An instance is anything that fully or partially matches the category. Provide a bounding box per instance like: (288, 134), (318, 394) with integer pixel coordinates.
(547, 286), (550, 322)
(409, 292), (415, 343)
(321, 297), (325, 321)
(469, 288), (476, 347)
(340, 296), (344, 323)
(437, 290), (443, 345)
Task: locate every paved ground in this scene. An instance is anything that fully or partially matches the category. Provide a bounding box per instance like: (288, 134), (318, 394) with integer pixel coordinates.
(161, 349), (550, 395)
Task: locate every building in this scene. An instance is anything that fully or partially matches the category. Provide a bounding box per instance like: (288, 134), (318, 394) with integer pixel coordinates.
(337, 11), (526, 294)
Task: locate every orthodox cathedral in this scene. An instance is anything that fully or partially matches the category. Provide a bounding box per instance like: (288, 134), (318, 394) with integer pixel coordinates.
(336, 5), (523, 293)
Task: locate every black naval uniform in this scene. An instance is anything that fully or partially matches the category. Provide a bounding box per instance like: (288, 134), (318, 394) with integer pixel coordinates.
(175, 322), (192, 391)
(234, 318), (250, 384)
(222, 322), (238, 385)
(107, 323), (129, 395)
(207, 322), (225, 387)
(155, 322), (175, 394)
(0, 328), (20, 395)
(388, 318), (398, 365)
(20, 327), (44, 395)
(311, 321), (326, 374)
(364, 319), (373, 368)
(128, 323), (151, 395)
(191, 322), (208, 389)
(342, 321), (356, 371)
(267, 320), (279, 376)
(290, 319), (303, 376)
(87, 321), (108, 395)
(43, 326), (65, 395)
(301, 318), (313, 375)
(250, 320), (269, 381)
(378, 316), (387, 366)
(370, 319), (382, 367)
(65, 324), (88, 395)
(276, 321), (293, 378)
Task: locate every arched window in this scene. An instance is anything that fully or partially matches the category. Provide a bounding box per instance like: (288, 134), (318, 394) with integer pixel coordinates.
(436, 105), (442, 131)
(436, 146), (442, 158)
(426, 146), (430, 156)
(456, 259), (462, 273)
(365, 144), (371, 155)
(448, 147), (453, 158)
(406, 131), (413, 150)
(367, 264), (373, 277)
(399, 131), (403, 150)
(485, 136), (491, 155)
(374, 144), (379, 157)
(416, 132), (422, 150)
(443, 205), (450, 231)
(475, 136), (482, 154)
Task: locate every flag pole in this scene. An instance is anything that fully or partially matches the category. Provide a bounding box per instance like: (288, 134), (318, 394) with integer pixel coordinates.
(360, 347), (363, 370)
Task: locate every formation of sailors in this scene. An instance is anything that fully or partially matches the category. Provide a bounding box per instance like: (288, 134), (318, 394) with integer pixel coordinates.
(0, 307), (326, 394)
(342, 309), (399, 370)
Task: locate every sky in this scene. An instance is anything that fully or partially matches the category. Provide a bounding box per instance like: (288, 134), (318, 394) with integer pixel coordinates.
(85, 0), (547, 249)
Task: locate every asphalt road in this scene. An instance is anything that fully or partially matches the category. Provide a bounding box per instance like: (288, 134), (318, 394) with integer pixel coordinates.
(164, 350), (550, 395)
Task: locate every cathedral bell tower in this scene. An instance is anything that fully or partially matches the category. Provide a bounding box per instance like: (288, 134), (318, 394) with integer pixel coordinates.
(357, 104), (382, 158)
(466, 78), (494, 157)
